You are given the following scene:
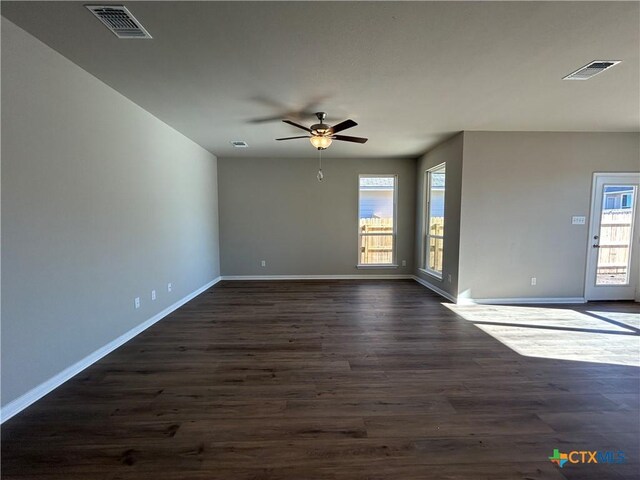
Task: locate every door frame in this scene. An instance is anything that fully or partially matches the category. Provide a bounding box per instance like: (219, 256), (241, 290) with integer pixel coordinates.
(584, 172), (640, 301)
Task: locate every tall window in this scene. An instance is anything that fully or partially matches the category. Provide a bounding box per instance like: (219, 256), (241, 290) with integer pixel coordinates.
(424, 165), (445, 277)
(358, 175), (397, 266)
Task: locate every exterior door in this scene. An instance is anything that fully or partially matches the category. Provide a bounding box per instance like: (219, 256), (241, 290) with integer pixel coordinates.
(585, 173), (640, 301)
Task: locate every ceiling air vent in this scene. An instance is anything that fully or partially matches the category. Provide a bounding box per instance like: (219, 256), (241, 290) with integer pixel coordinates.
(230, 141), (249, 148)
(563, 60), (621, 80)
(85, 5), (152, 39)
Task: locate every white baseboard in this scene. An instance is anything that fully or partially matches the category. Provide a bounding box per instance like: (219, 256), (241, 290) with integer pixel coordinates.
(456, 296), (586, 305)
(220, 274), (414, 280)
(0, 276), (222, 424)
(412, 275), (457, 303)
(410, 277), (586, 305)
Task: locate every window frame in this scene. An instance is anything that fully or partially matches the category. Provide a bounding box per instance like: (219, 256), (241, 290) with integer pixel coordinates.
(422, 163), (446, 279)
(356, 174), (398, 268)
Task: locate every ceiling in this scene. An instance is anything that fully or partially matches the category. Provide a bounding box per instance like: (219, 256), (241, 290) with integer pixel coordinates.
(2, 1), (638, 158)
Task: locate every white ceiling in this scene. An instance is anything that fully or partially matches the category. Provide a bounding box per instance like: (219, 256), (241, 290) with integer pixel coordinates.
(2, 1), (638, 158)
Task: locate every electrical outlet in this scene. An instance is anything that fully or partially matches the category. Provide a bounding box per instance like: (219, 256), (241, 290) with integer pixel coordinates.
(401, 260), (407, 267)
(151, 290), (156, 301)
(261, 260), (266, 267)
(134, 297), (140, 309)
(167, 283), (172, 293)
(531, 277), (537, 286)
(448, 274), (452, 283)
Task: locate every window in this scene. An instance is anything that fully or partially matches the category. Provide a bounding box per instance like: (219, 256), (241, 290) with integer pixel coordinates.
(358, 175), (397, 266)
(605, 196), (616, 210)
(621, 193), (633, 209)
(424, 164), (445, 277)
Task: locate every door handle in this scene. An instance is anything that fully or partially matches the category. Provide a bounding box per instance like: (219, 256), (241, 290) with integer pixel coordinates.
(592, 244), (600, 248)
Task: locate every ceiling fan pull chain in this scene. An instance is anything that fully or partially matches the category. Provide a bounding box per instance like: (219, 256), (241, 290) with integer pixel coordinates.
(317, 149), (324, 182)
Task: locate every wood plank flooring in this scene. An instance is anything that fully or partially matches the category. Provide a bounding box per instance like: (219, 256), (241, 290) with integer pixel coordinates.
(2, 280), (639, 479)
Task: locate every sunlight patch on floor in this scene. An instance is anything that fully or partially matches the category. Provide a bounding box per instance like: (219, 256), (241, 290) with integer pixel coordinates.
(445, 304), (640, 367)
(588, 310), (640, 330)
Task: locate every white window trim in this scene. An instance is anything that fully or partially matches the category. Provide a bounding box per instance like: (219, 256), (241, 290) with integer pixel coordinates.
(423, 164), (445, 279)
(357, 174), (398, 268)
(418, 267), (441, 281)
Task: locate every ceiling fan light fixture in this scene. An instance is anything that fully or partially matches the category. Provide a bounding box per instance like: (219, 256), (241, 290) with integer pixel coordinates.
(310, 135), (332, 150)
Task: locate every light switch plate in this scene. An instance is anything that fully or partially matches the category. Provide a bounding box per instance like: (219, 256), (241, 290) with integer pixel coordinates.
(571, 216), (586, 225)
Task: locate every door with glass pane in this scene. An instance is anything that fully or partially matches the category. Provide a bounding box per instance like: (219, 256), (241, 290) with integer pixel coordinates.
(585, 173), (640, 300)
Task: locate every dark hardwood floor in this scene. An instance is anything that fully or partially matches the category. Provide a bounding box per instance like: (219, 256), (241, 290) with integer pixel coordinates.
(2, 280), (639, 479)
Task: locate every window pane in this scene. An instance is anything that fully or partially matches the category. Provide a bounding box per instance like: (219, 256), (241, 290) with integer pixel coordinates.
(428, 237), (444, 273)
(359, 177), (395, 229)
(360, 234), (394, 265)
(428, 169), (445, 236)
(359, 176), (396, 265)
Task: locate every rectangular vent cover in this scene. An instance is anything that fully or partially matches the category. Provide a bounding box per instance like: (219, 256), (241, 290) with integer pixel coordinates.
(86, 5), (152, 39)
(563, 60), (620, 80)
(230, 141), (249, 148)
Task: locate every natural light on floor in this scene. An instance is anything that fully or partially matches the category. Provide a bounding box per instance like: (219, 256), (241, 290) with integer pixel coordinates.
(444, 304), (640, 367)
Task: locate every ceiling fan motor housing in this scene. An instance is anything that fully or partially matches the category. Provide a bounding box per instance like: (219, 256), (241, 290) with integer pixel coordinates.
(311, 112), (331, 136)
(311, 124), (332, 136)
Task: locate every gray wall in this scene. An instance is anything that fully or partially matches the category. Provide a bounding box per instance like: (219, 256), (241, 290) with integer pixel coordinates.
(414, 133), (464, 298)
(1, 19), (220, 407)
(458, 131), (640, 300)
(218, 157), (416, 275)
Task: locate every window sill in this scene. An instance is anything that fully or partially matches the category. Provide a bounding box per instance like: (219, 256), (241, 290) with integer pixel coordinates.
(418, 268), (443, 280)
(357, 264), (399, 269)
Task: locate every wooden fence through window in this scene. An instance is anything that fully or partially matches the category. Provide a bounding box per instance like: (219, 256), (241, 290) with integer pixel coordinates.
(597, 210), (633, 282)
(360, 218), (393, 264)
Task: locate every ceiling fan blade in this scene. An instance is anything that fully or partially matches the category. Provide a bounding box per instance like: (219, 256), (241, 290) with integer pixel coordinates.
(282, 119), (311, 132)
(248, 115), (288, 124)
(276, 136), (310, 141)
(332, 134), (368, 144)
(330, 119), (357, 134)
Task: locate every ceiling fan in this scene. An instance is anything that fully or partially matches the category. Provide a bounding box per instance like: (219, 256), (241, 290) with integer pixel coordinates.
(276, 112), (368, 150)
